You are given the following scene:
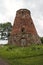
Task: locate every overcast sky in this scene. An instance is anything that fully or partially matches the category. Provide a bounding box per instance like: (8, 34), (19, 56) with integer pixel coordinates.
(0, 0), (43, 37)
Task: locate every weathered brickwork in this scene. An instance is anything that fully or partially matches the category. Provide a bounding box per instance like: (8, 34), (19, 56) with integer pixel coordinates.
(8, 9), (41, 46)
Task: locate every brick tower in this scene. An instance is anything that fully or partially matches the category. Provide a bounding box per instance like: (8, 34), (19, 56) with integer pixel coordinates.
(8, 9), (41, 46)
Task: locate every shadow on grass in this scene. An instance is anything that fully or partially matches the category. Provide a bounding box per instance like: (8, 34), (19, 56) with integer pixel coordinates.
(8, 53), (43, 59)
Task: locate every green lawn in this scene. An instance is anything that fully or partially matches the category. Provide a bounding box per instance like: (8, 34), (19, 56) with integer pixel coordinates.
(0, 44), (43, 65)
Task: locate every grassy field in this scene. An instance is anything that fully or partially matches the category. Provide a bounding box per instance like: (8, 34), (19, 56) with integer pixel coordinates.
(0, 44), (43, 65)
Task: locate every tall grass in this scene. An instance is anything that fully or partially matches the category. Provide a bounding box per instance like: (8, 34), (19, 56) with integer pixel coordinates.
(0, 44), (43, 65)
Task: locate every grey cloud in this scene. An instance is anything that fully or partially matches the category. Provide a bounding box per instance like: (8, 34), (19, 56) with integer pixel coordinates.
(0, 0), (43, 36)
(0, 0), (7, 15)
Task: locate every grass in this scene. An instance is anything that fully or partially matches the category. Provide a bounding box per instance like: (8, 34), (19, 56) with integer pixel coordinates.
(0, 44), (43, 65)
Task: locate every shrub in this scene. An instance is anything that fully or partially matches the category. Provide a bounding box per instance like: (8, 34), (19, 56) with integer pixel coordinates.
(40, 37), (43, 44)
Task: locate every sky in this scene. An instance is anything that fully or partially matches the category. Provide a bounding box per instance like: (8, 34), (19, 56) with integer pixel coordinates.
(0, 0), (43, 37)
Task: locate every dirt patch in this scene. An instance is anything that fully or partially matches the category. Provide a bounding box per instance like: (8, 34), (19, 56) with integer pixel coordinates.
(0, 58), (9, 65)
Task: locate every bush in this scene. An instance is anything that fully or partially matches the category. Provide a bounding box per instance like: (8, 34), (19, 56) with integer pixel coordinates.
(40, 37), (43, 43)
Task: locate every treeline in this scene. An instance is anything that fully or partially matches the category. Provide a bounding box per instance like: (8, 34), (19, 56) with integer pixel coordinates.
(0, 22), (12, 40)
(0, 22), (12, 31)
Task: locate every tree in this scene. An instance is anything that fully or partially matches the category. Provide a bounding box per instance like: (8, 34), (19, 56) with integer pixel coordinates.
(0, 22), (12, 39)
(40, 37), (43, 44)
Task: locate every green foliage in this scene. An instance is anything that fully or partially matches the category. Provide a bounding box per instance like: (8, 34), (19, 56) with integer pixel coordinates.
(0, 44), (43, 65)
(40, 37), (43, 44)
(0, 22), (12, 31)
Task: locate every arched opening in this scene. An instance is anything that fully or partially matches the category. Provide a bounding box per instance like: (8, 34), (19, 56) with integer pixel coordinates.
(21, 38), (26, 46)
(21, 27), (25, 33)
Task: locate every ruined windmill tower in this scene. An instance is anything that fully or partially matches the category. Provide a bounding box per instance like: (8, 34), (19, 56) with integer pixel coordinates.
(8, 9), (41, 46)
